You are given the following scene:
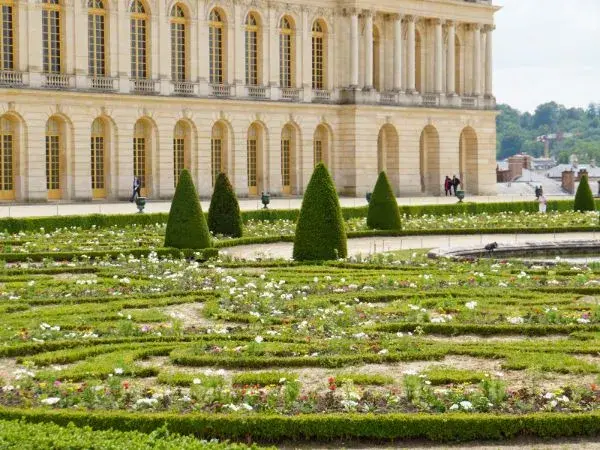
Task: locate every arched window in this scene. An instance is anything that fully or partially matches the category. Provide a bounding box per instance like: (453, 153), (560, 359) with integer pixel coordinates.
(130, 0), (148, 79)
(88, 0), (106, 77)
(0, 0), (15, 71)
(281, 126), (292, 194)
(279, 17), (294, 88)
(45, 118), (61, 199)
(91, 118), (106, 198)
(311, 20), (325, 90)
(313, 126), (323, 166)
(244, 13), (259, 86)
(0, 117), (14, 199)
(173, 121), (188, 187)
(247, 124), (257, 195)
(208, 9), (224, 84)
(42, 0), (62, 74)
(170, 4), (186, 81)
(133, 120), (148, 194)
(211, 123), (225, 185)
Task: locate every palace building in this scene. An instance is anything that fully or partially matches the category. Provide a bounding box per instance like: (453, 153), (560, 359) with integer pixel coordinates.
(0, 0), (498, 201)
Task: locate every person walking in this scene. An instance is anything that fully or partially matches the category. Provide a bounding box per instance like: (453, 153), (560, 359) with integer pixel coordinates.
(538, 192), (547, 213)
(444, 176), (452, 196)
(452, 175), (461, 195)
(130, 176), (141, 202)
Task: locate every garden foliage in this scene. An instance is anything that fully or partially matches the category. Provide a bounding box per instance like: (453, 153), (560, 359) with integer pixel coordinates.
(574, 174), (596, 212)
(367, 172), (402, 231)
(164, 169), (212, 249)
(208, 173), (243, 238)
(293, 163), (347, 261)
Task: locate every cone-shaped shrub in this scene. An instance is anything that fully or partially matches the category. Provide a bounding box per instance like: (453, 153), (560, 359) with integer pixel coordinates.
(207, 172), (243, 237)
(164, 169), (212, 249)
(367, 171), (402, 230)
(574, 174), (596, 212)
(293, 163), (347, 261)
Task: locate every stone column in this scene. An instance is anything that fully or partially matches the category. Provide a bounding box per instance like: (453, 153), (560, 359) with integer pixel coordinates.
(406, 16), (416, 93)
(117, 3), (130, 92)
(484, 25), (494, 97)
(446, 20), (455, 95)
(364, 10), (373, 90)
(472, 24), (481, 96)
(349, 9), (359, 87)
(434, 19), (443, 93)
(392, 14), (402, 91)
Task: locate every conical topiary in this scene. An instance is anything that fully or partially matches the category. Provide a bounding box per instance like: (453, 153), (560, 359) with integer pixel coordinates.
(574, 174), (596, 212)
(207, 172), (243, 237)
(366, 171), (402, 230)
(293, 163), (347, 261)
(164, 169), (212, 249)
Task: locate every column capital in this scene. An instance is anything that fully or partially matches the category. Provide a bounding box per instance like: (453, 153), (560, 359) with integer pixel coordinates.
(444, 19), (456, 28)
(483, 24), (496, 33)
(361, 9), (373, 18)
(470, 23), (483, 31)
(404, 15), (417, 23)
(388, 13), (403, 21)
(342, 7), (359, 17)
(431, 18), (443, 26)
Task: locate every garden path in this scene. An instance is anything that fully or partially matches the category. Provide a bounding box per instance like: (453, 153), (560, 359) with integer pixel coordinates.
(222, 232), (600, 260)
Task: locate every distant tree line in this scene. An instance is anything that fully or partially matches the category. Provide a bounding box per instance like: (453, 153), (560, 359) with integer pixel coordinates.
(497, 101), (600, 163)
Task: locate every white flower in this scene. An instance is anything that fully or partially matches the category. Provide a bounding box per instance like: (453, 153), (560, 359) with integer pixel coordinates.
(459, 401), (473, 410)
(449, 403), (459, 410)
(577, 318), (591, 324)
(192, 378), (202, 385)
(465, 301), (477, 310)
(543, 392), (555, 399)
(41, 397), (60, 405)
(507, 316), (524, 324)
(378, 349), (389, 355)
(114, 367), (124, 375)
(402, 369), (418, 376)
(241, 403), (253, 410)
(254, 335), (264, 343)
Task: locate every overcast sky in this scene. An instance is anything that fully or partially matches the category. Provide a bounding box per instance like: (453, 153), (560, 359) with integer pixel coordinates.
(494, 0), (600, 113)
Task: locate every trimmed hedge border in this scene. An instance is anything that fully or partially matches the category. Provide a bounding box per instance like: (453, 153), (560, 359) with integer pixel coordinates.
(374, 322), (600, 336)
(2, 408), (600, 443)
(0, 247), (219, 262)
(0, 199), (591, 233)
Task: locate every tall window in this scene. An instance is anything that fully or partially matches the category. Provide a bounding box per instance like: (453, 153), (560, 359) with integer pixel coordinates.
(281, 126), (291, 192)
(130, 0), (148, 79)
(279, 17), (293, 88)
(45, 118), (61, 198)
(244, 13), (258, 86)
(0, 0), (14, 71)
(88, 0), (106, 77)
(208, 9), (224, 84)
(247, 125), (257, 195)
(311, 20), (324, 90)
(0, 117), (14, 198)
(90, 119), (105, 197)
(42, 0), (62, 74)
(170, 4), (186, 81)
(211, 124), (224, 186)
(133, 121), (147, 191)
(173, 122), (185, 187)
(314, 127), (323, 166)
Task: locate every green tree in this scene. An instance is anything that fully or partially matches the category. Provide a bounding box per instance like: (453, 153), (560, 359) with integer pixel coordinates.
(164, 169), (212, 249)
(367, 171), (402, 231)
(293, 163), (347, 261)
(574, 174), (595, 212)
(207, 172), (243, 237)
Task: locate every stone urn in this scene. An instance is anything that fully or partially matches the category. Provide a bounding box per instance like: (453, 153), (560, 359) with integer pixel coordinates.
(135, 196), (146, 213)
(456, 190), (465, 203)
(261, 192), (270, 209)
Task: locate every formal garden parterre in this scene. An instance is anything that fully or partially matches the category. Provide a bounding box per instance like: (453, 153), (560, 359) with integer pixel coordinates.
(3, 180), (600, 445)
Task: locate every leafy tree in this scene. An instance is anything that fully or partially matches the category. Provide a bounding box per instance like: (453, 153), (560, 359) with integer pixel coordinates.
(208, 172), (243, 238)
(164, 169), (212, 249)
(574, 174), (595, 212)
(293, 163), (347, 261)
(367, 172), (402, 231)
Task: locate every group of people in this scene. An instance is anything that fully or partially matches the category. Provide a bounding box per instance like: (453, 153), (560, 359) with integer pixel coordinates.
(444, 175), (462, 196)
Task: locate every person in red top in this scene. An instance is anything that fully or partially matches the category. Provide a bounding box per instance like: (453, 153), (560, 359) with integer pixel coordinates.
(444, 176), (452, 196)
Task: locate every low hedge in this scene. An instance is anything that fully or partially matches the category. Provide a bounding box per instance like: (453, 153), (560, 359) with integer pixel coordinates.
(374, 322), (600, 336)
(0, 199), (589, 233)
(0, 247), (219, 262)
(3, 408), (600, 442)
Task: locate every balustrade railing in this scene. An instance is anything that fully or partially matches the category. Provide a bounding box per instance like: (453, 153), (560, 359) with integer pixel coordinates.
(380, 92), (397, 105)
(312, 89), (331, 101)
(247, 86), (266, 99)
(89, 77), (117, 91)
(130, 78), (159, 94)
(461, 96), (477, 108)
(210, 84), (232, 97)
(172, 81), (195, 95)
(422, 94), (439, 107)
(280, 87), (300, 101)
(43, 73), (71, 89)
(0, 71), (24, 87)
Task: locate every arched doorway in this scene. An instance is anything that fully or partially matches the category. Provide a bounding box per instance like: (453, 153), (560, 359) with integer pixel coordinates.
(377, 124), (400, 194)
(211, 121), (230, 186)
(0, 116), (17, 200)
(46, 116), (67, 200)
(173, 120), (191, 187)
(419, 125), (440, 195)
(91, 118), (108, 199)
(247, 122), (265, 196)
(459, 127), (478, 194)
(281, 124), (296, 195)
(313, 124), (331, 169)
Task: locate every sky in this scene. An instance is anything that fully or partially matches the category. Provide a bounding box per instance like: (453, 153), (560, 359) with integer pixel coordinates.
(494, 0), (600, 113)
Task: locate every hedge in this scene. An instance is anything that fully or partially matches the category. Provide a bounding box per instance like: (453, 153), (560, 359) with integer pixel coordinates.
(374, 322), (600, 336)
(367, 172), (402, 231)
(0, 199), (591, 233)
(3, 408), (600, 443)
(574, 174), (596, 212)
(208, 173), (243, 238)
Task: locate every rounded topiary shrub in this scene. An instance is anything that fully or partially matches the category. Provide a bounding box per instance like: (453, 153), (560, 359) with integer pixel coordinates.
(293, 163), (347, 261)
(367, 171), (402, 231)
(164, 169), (212, 249)
(574, 174), (596, 212)
(207, 172), (243, 238)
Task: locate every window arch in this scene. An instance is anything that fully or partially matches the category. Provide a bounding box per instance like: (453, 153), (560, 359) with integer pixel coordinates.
(313, 125), (330, 168)
(173, 121), (190, 187)
(0, 0), (15, 71)
(88, 0), (106, 77)
(0, 117), (14, 199)
(279, 16), (294, 88)
(133, 120), (149, 195)
(208, 8), (225, 84)
(42, 0), (62, 74)
(91, 118), (106, 198)
(130, 0), (148, 79)
(311, 20), (326, 90)
(45, 117), (63, 199)
(170, 4), (187, 81)
(244, 12), (260, 86)
(211, 122), (227, 185)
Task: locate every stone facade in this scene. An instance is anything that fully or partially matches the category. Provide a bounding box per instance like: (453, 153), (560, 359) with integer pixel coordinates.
(0, 0), (498, 201)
